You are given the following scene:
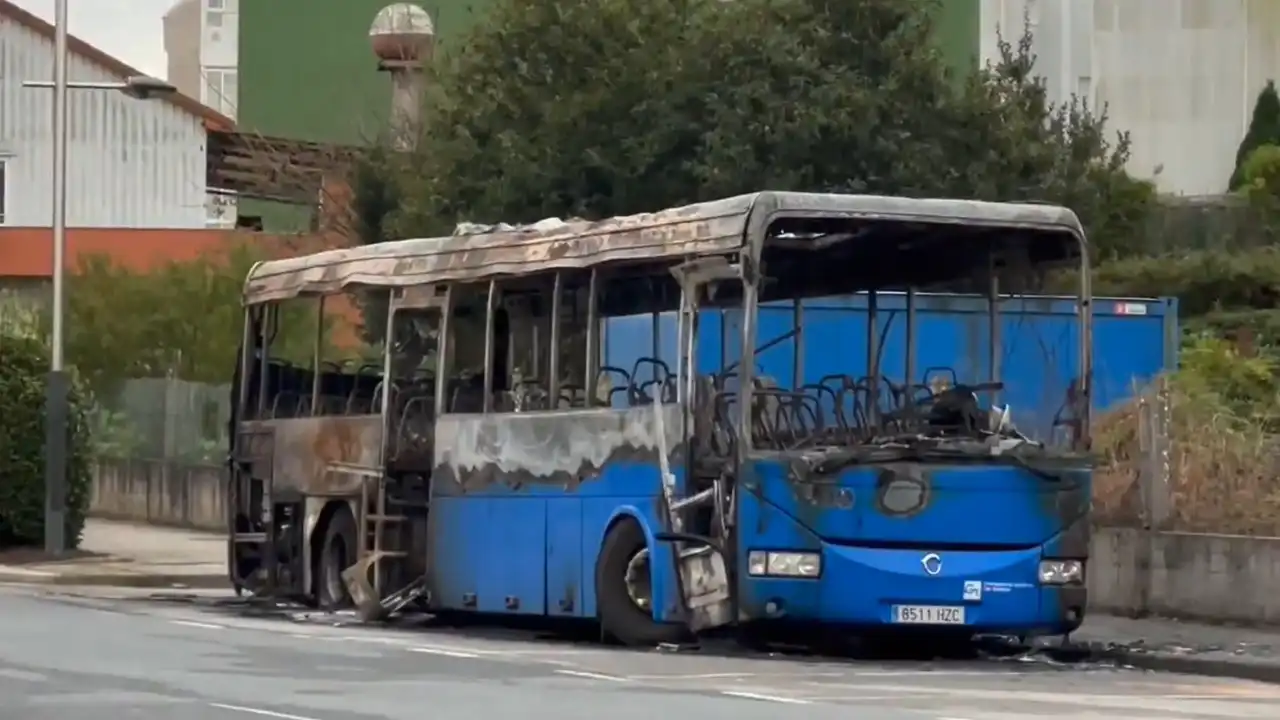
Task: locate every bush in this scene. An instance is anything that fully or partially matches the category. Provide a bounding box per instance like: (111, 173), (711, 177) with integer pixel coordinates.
(0, 303), (93, 550)
(1086, 245), (1280, 319)
(1093, 336), (1280, 535)
(1237, 144), (1280, 218)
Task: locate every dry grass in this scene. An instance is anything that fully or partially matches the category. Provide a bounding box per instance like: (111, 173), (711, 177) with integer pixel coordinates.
(1093, 377), (1280, 535)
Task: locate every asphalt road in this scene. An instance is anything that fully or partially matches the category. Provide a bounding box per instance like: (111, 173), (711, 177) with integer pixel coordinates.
(1, 584), (1278, 720)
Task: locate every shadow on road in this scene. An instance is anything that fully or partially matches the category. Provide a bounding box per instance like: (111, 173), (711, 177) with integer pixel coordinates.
(134, 591), (1109, 672)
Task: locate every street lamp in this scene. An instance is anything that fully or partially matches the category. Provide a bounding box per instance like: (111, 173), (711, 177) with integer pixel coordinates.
(21, 75), (178, 99)
(20, 0), (176, 554)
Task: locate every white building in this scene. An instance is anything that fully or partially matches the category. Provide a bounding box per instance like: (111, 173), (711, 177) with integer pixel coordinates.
(981, 0), (1280, 197)
(163, 0), (238, 120)
(0, 0), (234, 229)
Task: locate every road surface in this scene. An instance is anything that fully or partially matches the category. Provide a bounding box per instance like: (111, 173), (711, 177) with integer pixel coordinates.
(1, 583), (1276, 720)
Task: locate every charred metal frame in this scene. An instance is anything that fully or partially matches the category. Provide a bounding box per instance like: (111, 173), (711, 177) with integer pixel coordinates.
(482, 280), (498, 413)
(311, 296), (325, 415)
(733, 208), (1094, 456)
(548, 273), (563, 402)
(583, 270), (599, 400)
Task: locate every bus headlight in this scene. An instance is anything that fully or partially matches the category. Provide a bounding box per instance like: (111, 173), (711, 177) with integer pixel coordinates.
(747, 551), (821, 578)
(1038, 559), (1084, 585)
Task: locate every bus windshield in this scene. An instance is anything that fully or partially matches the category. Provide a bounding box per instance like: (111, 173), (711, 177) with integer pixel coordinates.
(732, 213), (1090, 457)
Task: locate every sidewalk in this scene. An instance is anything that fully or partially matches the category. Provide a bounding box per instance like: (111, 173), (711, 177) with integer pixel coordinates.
(0, 518), (227, 589)
(1072, 614), (1280, 685)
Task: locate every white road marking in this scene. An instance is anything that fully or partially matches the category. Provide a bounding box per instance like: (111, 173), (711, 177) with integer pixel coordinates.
(799, 695), (909, 702)
(843, 670), (1009, 677)
(555, 669), (629, 682)
(209, 702), (322, 720)
(628, 672), (760, 680)
(0, 668), (48, 682)
(169, 620), (223, 630)
(408, 646), (481, 659)
(720, 690), (811, 705)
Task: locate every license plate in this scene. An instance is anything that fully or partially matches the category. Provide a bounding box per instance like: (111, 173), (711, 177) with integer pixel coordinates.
(891, 605), (966, 625)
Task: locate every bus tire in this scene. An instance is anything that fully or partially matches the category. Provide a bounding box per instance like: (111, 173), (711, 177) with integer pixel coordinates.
(596, 519), (684, 646)
(314, 506), (357, 610)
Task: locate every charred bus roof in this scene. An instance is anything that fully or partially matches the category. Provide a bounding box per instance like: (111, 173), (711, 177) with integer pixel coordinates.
(243, 192), (1087, 305)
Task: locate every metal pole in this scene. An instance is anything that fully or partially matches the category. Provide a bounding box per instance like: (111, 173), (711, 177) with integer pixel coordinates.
(988, 256), (1001, 405)
(583, 270), (598, 405)
(905, 288), (917, 388)
(310, 296), (325, 415)
(548, 273), (562, 402)
(43, 0), (70, 554)
(865, 291), (879, 427)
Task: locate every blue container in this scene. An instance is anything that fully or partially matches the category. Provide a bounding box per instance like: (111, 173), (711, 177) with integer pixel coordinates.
(603, 293), (1179, 440)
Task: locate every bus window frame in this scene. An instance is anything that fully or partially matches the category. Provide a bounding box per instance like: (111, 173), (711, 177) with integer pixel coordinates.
(733, 220), (1093, 455)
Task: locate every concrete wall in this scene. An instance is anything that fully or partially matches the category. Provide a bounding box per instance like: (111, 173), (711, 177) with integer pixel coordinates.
(89, 459), (225, 532)
(1088, 527), (1280, 625)
(87, 461), (1280, 625)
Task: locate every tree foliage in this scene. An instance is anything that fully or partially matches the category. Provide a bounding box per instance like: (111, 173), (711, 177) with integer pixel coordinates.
(1229, 80), (1280, 191)
(352, 0), (1151, 263)
(1235, 144), (1280, 220)
(0, 309), (91, 549)
(62, 244), (324, 397)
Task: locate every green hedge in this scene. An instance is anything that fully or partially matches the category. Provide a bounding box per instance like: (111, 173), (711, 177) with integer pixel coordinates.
(0, 330), (92, 549)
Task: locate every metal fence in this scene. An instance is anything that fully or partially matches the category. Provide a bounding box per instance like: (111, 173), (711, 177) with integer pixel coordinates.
(91, 378), (231, 464)
(1128, 195), (1276, 257)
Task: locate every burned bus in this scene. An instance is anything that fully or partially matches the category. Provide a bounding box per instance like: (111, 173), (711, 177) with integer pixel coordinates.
(228, 191), (1093, 644)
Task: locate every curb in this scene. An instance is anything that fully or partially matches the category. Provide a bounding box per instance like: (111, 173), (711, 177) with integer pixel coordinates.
(1090, 645), (1280, 685)
(0, 571), (229, 590)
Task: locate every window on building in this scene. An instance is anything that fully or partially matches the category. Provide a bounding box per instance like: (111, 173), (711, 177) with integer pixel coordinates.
(205, 68), (238, 117)
(206, 10), (223, 28)
(207, 0), (225, 9)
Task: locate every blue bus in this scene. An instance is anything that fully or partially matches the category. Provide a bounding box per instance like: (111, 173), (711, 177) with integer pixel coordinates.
(227, 191), (1095, 645)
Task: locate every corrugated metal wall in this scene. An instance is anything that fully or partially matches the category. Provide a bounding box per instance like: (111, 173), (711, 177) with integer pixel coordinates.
(0, 14), (209, 228)
(980, 0), (1280, 197)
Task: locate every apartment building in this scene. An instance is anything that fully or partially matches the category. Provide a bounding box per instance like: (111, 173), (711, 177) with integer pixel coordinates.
(163, 0), (237, 120)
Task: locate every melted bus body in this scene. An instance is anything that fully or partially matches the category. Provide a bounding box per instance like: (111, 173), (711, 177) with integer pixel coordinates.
(227, 192), (1094, 643)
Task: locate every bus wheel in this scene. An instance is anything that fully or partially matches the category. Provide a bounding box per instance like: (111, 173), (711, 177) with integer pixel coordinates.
(596, 519), (684, 646)
(315, 506), (357, 610)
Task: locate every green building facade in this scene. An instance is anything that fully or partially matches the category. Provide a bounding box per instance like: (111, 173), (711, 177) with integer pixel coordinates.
(237, 0), (496, 145)
(237, 0), (981, 229)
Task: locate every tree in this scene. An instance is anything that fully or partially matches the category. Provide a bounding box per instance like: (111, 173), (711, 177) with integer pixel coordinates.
(62, 243), (325, 398)
(352, 0), (1151, 263)
(1229, 80), (1280, 191)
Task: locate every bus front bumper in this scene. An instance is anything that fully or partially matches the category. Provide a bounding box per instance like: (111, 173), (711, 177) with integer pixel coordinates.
(737, 543), (1086, 637)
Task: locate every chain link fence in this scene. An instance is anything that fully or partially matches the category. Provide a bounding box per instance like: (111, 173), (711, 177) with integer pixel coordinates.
(91, 378), (231, 464)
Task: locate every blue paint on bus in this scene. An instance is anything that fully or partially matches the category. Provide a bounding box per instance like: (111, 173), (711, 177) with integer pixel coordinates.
(605, 293), (1178, 437)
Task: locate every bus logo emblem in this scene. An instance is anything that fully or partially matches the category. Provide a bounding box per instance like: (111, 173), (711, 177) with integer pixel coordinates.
(921, 553), (942, 576)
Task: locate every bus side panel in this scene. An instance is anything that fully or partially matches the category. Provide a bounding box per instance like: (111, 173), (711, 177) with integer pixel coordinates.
(546, 496), (584, 617)
(427, 496), (485, 612)
(428, 408), (683, 623)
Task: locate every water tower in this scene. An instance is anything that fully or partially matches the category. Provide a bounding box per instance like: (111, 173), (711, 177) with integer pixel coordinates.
(369, 3), (435, 151)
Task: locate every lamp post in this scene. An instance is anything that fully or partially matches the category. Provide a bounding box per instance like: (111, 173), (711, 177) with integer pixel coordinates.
(20, 0), (176, 554)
